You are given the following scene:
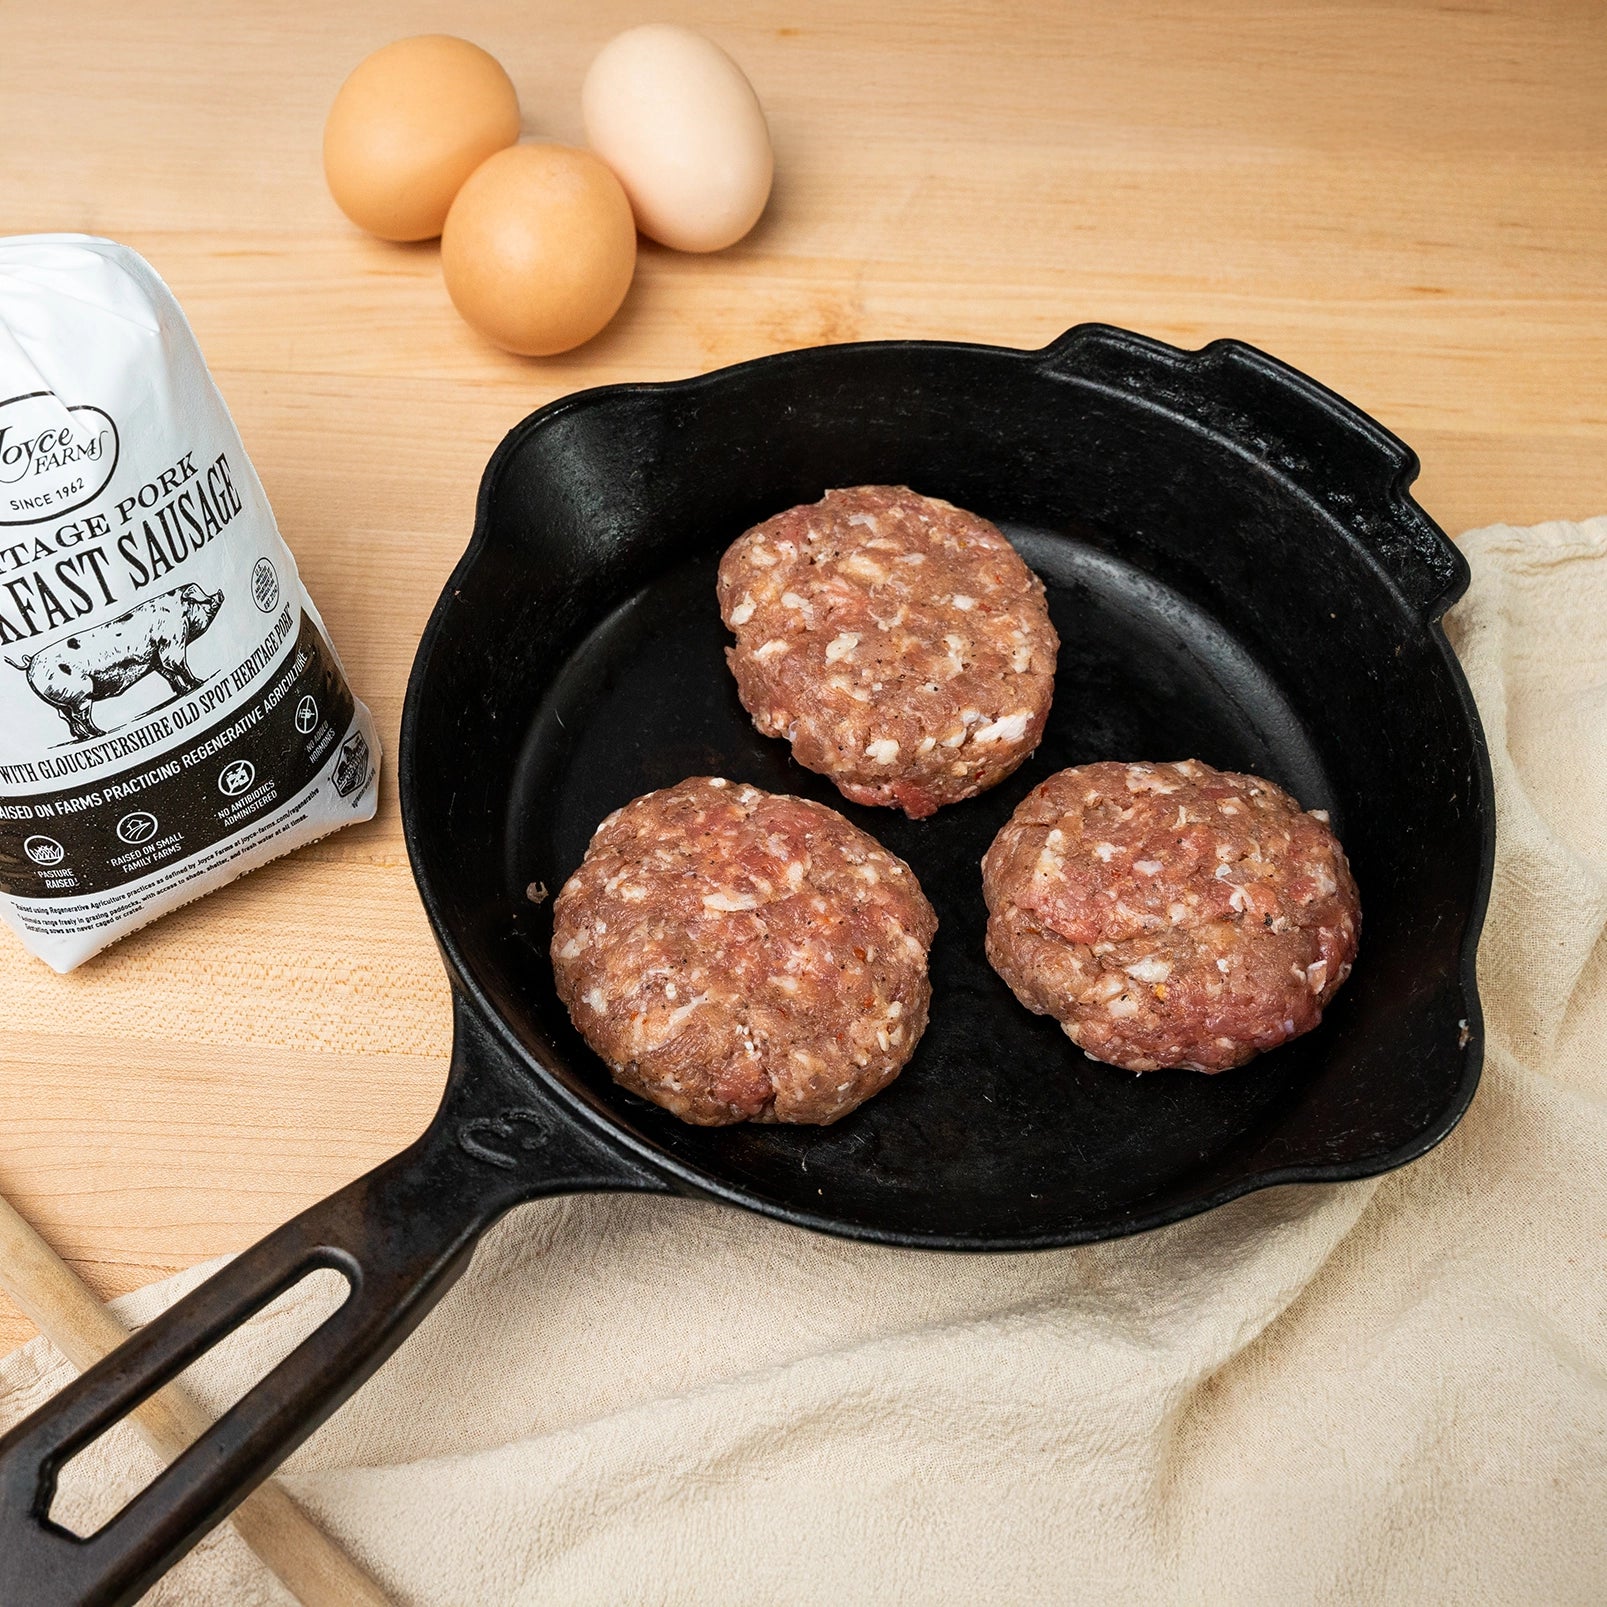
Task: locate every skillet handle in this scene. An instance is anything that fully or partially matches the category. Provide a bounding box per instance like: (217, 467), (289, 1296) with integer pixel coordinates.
(1037, 324), (1468, 619)
(0, 998), (668, 1607)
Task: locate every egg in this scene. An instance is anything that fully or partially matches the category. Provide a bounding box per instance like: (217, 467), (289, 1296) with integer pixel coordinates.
(441, 144), (637, 355)
(324, 36), (520, 242)
(582, 25), (773, 253)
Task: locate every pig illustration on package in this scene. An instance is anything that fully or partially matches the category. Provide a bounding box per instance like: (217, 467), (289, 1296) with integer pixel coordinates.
(5, 583), (224, 741)
(0, 235), (380, 970)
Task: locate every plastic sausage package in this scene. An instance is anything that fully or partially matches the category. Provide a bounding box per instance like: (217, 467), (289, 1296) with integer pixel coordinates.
(0, 235), (380, 971)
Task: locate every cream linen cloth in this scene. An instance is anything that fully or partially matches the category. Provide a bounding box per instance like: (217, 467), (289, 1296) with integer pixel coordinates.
(3, 519), (1605, 1606)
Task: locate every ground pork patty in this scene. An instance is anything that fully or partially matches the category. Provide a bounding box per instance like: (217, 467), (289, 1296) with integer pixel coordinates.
(981, 760), (1360, 1073)
(550, 776), (938, 1125)
(717, 486), (1059, 819)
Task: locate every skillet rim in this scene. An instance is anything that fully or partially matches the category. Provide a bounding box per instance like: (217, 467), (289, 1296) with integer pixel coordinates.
(398, 325), (1496, 1250)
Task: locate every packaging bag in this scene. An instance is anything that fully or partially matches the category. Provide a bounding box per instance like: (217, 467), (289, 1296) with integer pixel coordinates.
(0, 235), (379, 971)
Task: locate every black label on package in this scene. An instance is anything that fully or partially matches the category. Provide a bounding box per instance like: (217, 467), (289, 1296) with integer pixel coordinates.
(0, 612), (355, 899)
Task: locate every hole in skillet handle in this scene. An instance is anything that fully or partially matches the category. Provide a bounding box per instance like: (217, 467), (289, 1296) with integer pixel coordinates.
(48, 1267), (354, 1540)
(0, 994), (670, 1607)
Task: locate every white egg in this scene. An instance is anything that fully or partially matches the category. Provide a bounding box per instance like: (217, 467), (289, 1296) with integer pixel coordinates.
(582, 24), (773, 254)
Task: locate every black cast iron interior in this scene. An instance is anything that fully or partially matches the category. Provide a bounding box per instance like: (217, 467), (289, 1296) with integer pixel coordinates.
(0, 325), (1494, 1607)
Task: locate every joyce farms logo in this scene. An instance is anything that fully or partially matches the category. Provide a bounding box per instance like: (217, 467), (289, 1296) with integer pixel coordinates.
(0, 392), (119, 526)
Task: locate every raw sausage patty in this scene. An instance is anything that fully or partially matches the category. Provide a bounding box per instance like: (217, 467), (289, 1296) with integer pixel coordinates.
(551, 776), (938, 1125)
(981, 760), (1360, 1072)
(717, 486), (1058, 818)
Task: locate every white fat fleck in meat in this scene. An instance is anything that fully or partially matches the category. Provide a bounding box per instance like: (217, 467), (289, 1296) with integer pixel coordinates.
(781, 591), (809, 611)
(1093, 841), (1118, 862)
(619, 884), (647, 902)
(917, 735), (937, 755)
(1125, 955), (1172, 983)
(951, 594), (977, 611)
(728, 596), (755, 626)
(703, 890), (761, 912)
(584, 988), (608, 1014)
(971, 710), (1032, 745)
(1306, 959), (1329, 992)
(1011, 644), (1032, 672)
(1126, 766), (1179, 795)
(895, 552), (926, 565)
(840, 553), (888, 584)
(824, 631), (860, 663)
(865, 738), (901, 764)
(558, 937), (584, 959)
(1107, 992), (1141, 1018)
(846, 511), (880, 531)
(748, 545), (776, 566)
(1310, 808), (1331, 824)
(707, 777), (728, 788)
(940, 633), (968, 680)
(1134, 860), (1164, 877)
(1228, 885), (1252, 913)
(786, 860), (805, 889)
(753, 639), (790, 662)
(662, 993), (712, 1034)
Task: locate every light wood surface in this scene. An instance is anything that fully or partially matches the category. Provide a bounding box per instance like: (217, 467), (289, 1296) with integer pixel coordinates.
(0, 1193), (390, 1605)
(1, 0), (1604, 1352)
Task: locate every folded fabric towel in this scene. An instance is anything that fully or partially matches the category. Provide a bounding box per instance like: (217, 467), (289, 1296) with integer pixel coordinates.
(4, 519), (1605, 1606)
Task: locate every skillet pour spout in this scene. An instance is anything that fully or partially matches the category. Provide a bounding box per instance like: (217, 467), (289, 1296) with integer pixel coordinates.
(0, 325), (1493, 1607)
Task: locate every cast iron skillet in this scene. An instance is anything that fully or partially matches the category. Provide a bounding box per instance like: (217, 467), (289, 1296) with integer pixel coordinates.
(0, 325), (1494, 1606)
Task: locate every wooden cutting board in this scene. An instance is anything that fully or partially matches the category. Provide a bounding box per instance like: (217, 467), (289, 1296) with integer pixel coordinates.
(2, 0), (1604, 1350)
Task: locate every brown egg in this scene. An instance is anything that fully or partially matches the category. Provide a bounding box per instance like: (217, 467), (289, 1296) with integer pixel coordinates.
(324, 36), (520, 242)
(441, 145), (637, 356)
